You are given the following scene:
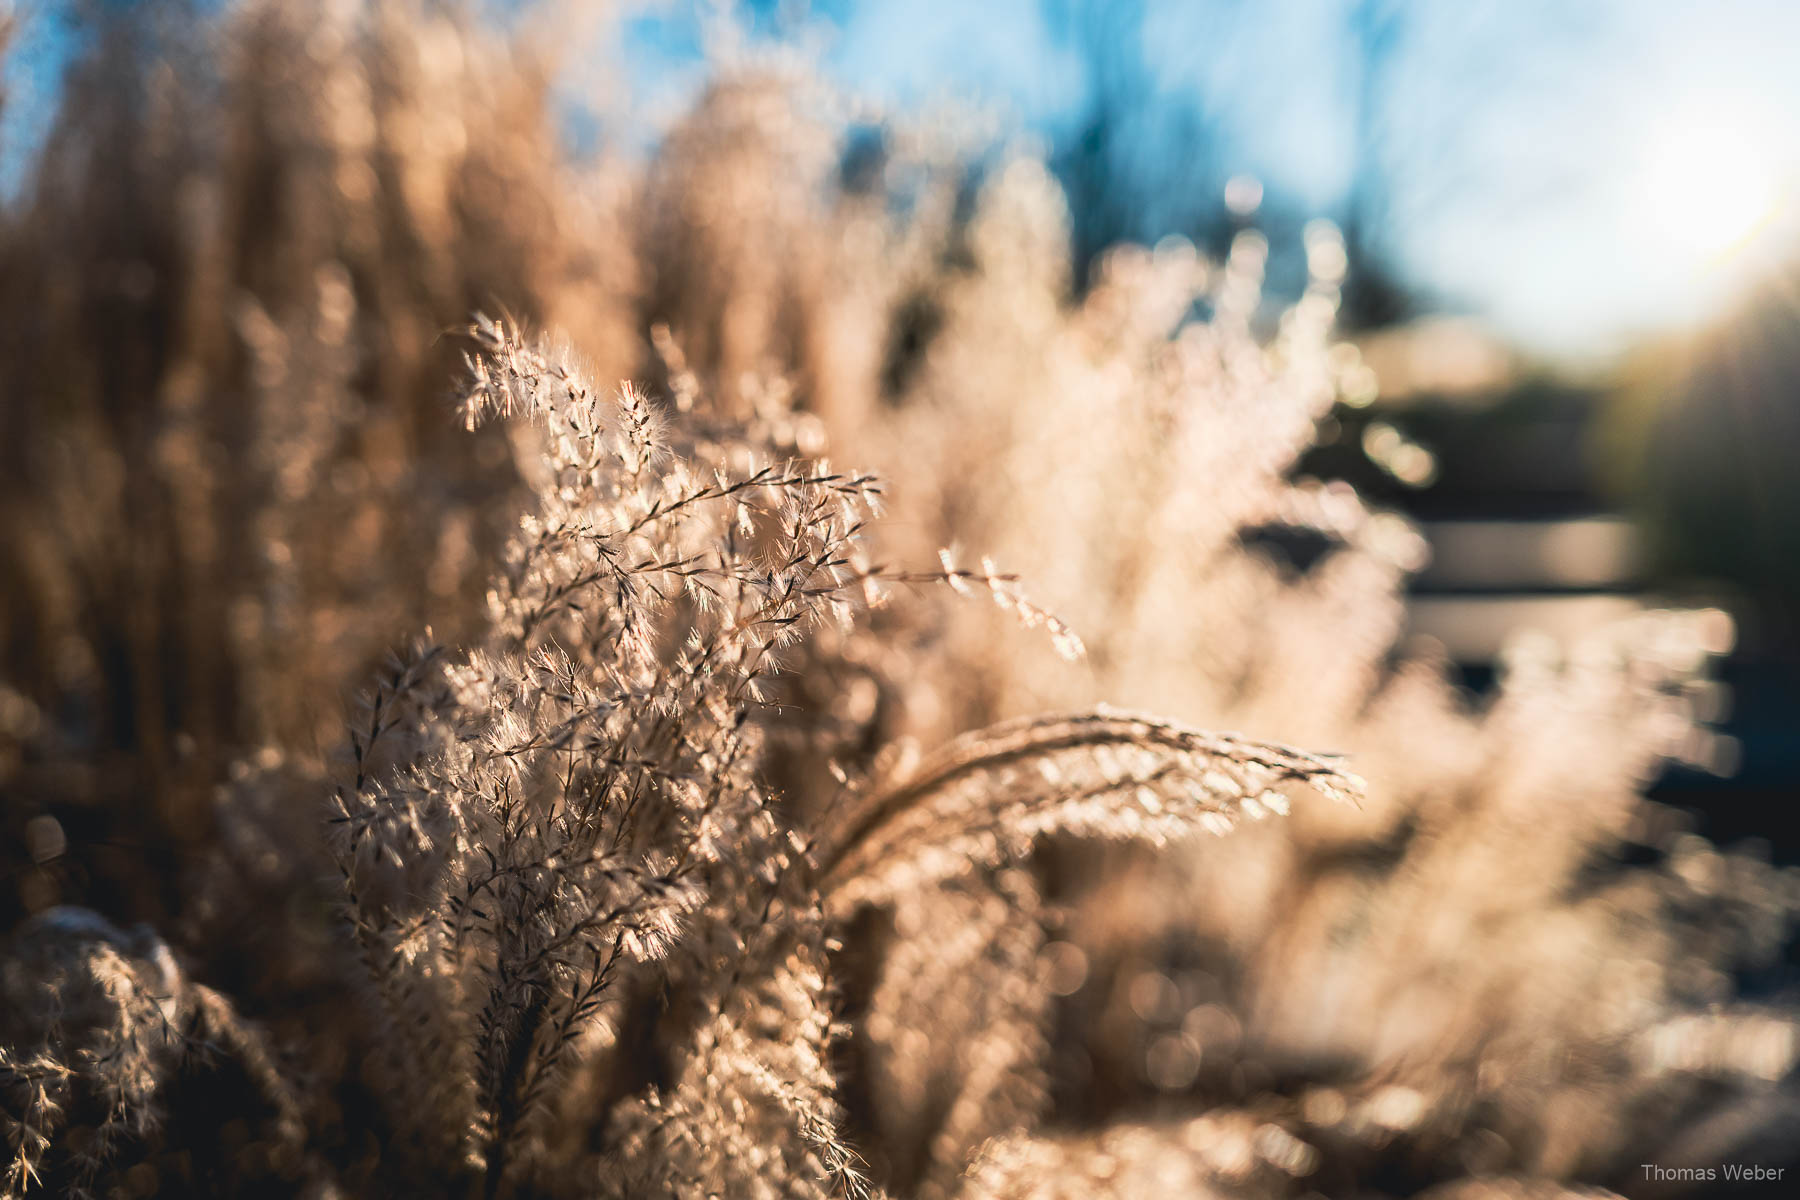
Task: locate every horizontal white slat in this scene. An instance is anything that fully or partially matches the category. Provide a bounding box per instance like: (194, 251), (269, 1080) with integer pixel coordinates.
(1407, 594), (1646, 662)
(1416, 518), (1641, 590)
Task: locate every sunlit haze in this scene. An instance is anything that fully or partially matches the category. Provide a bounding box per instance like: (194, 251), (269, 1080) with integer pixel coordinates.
(1619, 99), (1791, 327)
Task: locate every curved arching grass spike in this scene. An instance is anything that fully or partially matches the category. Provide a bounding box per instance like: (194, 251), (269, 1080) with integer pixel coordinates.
(816, 710), (1362, 910)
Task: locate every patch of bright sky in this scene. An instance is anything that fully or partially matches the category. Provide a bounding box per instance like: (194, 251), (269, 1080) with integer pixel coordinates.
(1377, 0), (1800, 360)
(688, 0), (1800, 359)
(1135, 0), (1356, 211)
(825, 0), (1082, 129)
(0, 3), (77, 203)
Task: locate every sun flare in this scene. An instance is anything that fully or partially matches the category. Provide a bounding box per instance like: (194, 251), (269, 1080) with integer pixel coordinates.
(1637, 109), (1786, 276)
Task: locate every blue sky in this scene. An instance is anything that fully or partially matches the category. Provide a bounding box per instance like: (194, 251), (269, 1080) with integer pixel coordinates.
(8, 0), (1800, 361)
(612, 0), (1800, 360)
